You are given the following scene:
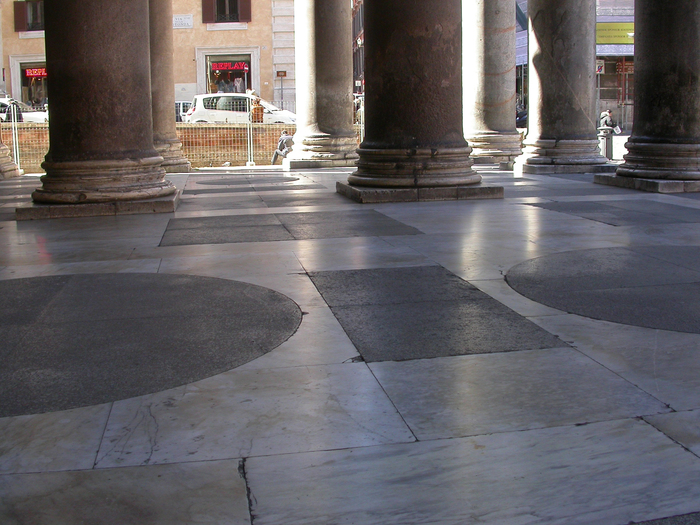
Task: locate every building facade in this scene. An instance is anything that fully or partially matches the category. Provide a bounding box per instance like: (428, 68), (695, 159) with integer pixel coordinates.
(1, 0), (296, 111)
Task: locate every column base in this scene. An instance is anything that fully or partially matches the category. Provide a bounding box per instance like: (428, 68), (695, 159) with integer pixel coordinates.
(287, 131), (359, 163)
(616, 140), (700, 181)
(466, 131), (522, 171)
(16, 190), (180, 220)
(337, 181), (503, 203)
(155, 137), (192, 173)
(349, 145), (480, 187)
(0, 143), (21, 180)
(594, 173), (700, 193)
(516, 138), (616, 174)
(35, 156), (176, 204)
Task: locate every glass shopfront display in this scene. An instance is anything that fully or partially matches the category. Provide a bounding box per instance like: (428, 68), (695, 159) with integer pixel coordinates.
(21, 62), (47, 108)
(206, 55), (251, 94)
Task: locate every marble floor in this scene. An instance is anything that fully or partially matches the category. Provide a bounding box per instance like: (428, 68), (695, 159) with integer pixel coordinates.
(2, 166), (700, 524)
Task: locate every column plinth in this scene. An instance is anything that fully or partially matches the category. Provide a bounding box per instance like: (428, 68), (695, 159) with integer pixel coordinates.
(516, 0), (613, 175)
(0, 143), (20, 180)
(463, 0), (522, 169)
(285, 0), (358, 168)
(338, 0), (501, 203)
(596, 0), (700, 192)
(31, 0), (176, 209)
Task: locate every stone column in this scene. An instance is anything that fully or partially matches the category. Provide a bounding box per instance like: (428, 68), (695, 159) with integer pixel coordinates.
(33, 0), (175, 205)
(597, 0), (700, 192)
(463, 0), (522, 170)
(338, 0), (501, 203)
(285, 0), (358, 168)
(150, 0), (190, 173)
(516, 0), (612, 174)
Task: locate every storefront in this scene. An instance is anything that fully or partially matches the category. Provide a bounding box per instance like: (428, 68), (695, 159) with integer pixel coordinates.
(195, 47), (261, 97)
(21, 63), (47, 107)
(596, 22), (635, 131)
(206, 55), (250, 94)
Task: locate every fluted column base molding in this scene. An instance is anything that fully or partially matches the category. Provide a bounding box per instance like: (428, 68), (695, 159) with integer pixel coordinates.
(516, 138), (616, 174)
(291, 131), (358, 158)
(466, 131), (523, 170)
(155, 138), (191, 173)
(0, 144), (21, 180)
(348, 146), (480, 188)
(34, 157), (176, 204)
(337, 145), (503, 203)
(594, 141), (700, 193)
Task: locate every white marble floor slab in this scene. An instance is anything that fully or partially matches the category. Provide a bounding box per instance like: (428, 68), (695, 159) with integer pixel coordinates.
(645, 410), (700, 457)
(246, 419), (700, 525)
(0, 459), (250, 525)
(0, 404), (111, 474)
(532, 314), (700, 411)
(238, 305), (359, 370)
(369, 348), (669, 440)
(95, 362), (414, 468)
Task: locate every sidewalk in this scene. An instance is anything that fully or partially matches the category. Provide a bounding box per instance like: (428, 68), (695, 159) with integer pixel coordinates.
(1, 165), (700, 524)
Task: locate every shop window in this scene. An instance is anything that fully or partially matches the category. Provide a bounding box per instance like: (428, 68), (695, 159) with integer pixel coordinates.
(202, 0), (251, 23)
(14, 1), (44, 32)
(207, 55), (251, 94)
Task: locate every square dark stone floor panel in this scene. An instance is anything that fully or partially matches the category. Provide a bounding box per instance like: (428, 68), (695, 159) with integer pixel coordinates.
(260, 194), (349, 208)
(160, 224), (293, 246)
(331, 300), (565, 362)
(529, 201), (694, 226)
(176, 196), (266, 212)
(160, 209), (422, 246)
(312, 266), (564, 362)
(309, 266), (484, 306)
(167, 214), (283, 231)
(277, 209), (422, 240)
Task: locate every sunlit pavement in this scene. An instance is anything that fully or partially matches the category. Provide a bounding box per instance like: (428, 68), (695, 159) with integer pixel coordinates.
(2, 165), (700, 524)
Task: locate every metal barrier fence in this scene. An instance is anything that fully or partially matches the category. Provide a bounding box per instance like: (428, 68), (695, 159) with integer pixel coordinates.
(0, 122), (364, 173)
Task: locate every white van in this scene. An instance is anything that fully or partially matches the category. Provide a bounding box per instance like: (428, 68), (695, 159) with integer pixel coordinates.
(184, 93), (296, 124)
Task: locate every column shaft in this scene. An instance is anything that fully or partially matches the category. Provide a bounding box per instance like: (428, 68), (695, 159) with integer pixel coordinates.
(286, 0), (358, 167)
(517, 0), (610, 174)
(463, 0), (522, 169)
(150, 0), (190, 173)
(612, 0), (700, 186)
(346, 0), (480, 190)
(34, 0), (175, 204)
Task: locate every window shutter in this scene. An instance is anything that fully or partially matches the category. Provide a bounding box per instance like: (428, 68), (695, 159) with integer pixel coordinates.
(238, 0), (251, 23)
(201, 0), (216, 23)
(14, 2), (28, 32)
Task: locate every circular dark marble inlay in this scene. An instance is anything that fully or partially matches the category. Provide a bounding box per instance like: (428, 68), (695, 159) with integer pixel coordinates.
(506, 246), (700, 333)
(0, 273), (302, 417)
(196, 176), (299, 186)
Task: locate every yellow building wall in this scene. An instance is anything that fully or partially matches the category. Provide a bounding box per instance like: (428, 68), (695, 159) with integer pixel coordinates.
(1, 1), (276, 102)
(171, 0), (275, 101)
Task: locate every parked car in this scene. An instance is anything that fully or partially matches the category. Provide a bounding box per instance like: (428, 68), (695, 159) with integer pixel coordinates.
(175, 100), (192, 122)
(0, 97), (48, 123)
(184, 93), (296, 124)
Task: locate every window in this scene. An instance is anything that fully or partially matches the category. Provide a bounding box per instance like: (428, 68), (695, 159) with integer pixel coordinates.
(14, 1), (44, 32)
(202, 0), (251, 24)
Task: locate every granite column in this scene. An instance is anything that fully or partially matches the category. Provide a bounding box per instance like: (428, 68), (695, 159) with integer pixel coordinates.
(339, 0), (501, 203)
(150, 0), (190, 173)
(463, 0), (522, 170)
(516, 0), (612, 174)
(33, 0), (175, 205)
(597, 0), (700, 192)
(285, 0), (358, 168)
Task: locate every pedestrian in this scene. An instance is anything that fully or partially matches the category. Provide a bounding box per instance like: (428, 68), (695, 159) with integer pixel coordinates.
(599, 109), (614, 129)
(271, 130), (293, 164)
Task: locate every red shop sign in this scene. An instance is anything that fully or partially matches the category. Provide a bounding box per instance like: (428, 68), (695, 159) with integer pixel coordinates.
(211, 62), (249, 72)
(25, 68), (47, 78)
